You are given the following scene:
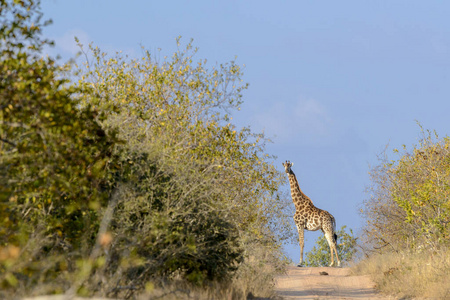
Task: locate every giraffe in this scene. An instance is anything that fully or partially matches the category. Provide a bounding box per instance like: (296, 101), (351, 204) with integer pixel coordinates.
(282, 160), (341, 267)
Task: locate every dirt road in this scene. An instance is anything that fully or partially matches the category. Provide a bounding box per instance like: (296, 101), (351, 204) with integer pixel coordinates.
(275, 266), (393, 299)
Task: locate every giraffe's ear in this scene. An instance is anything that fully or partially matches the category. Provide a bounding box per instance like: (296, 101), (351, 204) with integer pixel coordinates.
(291, 162), (294, 167)
(282, 162), (286, 167)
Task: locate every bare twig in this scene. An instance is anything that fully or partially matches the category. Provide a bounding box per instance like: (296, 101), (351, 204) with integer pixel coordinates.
(0, 137), (16, 147)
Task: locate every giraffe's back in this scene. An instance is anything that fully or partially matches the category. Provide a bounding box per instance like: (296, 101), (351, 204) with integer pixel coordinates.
(294, 208), (336, 232)
(319, 209), (336, 232)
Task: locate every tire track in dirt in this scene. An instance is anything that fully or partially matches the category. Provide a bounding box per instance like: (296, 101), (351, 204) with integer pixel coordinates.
(275, 266), (393, 299)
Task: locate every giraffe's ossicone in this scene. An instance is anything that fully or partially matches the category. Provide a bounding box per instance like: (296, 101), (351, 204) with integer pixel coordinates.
(282, 160), (341, 267)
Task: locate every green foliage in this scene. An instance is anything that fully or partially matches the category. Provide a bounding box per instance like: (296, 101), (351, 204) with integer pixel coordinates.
(69, 40), (292, 296)
(74, 39), (291, 236)
(304, 226), (357, 267)
(102, 155), (244, 290)
(0, 0), (121, 295)
(0, 0), (53, 56)
(362, 127), (450, 251)
(0, 1), (291, 298)
(390, 134), (450, 247)
(357, 126), (450, 300)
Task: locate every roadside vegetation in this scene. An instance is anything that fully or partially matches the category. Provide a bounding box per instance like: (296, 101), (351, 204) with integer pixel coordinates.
(303, 225), (357, 267)
(0, 1), (292, 298)
(354, 126), (450, 299)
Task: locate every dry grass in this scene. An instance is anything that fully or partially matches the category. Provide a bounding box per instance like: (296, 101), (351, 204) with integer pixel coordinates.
(136, 273), (277, 300)
(136, 245), (287, 300)
(137, 281), (244, 300)
(22, 267), (280, 300)
(137, 281), (267, 300)
(23, 261), (282, 300)
(352, 248), (450, 299)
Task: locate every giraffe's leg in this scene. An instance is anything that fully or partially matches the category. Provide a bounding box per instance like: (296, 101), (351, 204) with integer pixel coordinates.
(334, 232), (341, 267)
(324, 232), (336, 267)
(325, 231), (341, 267)
(296, 223), (304, 267)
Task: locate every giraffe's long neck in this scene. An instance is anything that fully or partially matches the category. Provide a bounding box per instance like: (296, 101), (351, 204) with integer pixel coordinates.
(288, 171), (315, 210)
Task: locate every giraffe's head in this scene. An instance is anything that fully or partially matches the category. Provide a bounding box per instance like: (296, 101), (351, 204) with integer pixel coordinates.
(282, 160), (294, 174)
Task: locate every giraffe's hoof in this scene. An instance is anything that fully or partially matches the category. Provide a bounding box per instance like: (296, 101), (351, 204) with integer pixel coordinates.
(329, 263), (342, 268)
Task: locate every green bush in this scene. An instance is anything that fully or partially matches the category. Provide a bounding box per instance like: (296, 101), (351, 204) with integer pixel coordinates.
(361, 127), (450, 251)
(357, 127), (450, 299)
(70, 40), (291, 296)
(303, 226), (357, 267)
(0, 1), (291, 298)
(1, 0), (119, 295)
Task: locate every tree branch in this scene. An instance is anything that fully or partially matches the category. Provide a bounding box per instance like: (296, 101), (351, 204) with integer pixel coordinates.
(0, 137), (17, 147)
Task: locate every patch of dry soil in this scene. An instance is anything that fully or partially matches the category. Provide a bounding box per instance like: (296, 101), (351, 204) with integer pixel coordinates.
(275, 266), (394, 299)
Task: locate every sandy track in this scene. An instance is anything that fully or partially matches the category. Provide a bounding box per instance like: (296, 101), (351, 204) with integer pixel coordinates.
(275, 266), (393, 299)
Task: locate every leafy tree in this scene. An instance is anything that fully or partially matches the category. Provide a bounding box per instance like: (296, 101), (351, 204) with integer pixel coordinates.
(0, 0), (120, 295)
(0, 0), (53, 56)
(361, 128), (450, 251)
(70, 41), (293, 296)
(304, 226), (357, 267)
(0, 1), (292, 298)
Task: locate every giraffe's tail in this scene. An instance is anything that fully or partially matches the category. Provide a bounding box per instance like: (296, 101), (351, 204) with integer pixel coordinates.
(332, 216), (337, 244)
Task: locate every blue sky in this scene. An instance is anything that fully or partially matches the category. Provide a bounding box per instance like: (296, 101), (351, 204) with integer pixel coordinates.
(41, 1), (450, 263)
